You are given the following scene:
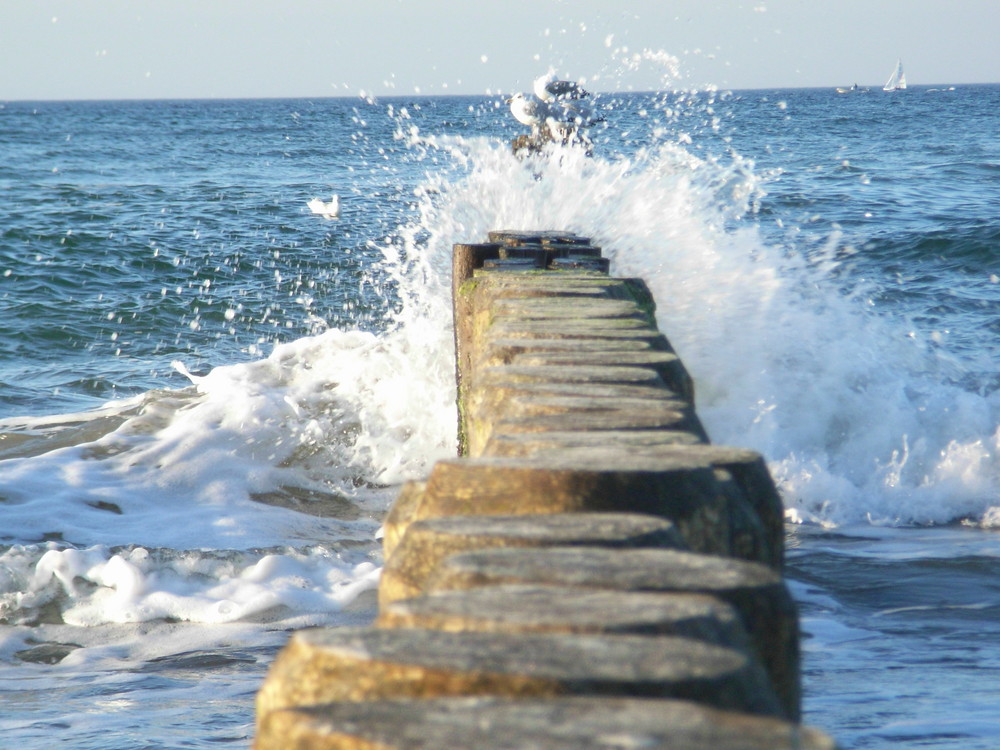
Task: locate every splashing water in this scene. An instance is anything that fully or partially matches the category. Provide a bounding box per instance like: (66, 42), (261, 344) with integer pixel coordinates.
(392, 91), (1000, 530)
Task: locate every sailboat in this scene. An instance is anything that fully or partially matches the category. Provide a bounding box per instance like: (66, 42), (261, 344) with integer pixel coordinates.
(883, 59), (907, 91)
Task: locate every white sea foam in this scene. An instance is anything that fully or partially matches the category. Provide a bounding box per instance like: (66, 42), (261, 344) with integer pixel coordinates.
(1, 543), (379, 628)
(0, 298), (455, 626)
(0, 324), (456, 551)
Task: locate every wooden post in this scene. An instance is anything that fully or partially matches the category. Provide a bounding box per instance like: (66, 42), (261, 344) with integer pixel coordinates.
(452, 243), (500, 455)
(258, 697), (837, 750)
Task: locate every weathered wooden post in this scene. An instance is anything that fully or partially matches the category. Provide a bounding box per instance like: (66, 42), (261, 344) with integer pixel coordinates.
(451, 242), (500, 455)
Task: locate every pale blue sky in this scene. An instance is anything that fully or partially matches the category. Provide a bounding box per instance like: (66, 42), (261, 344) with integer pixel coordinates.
(3, 0), (999, 100)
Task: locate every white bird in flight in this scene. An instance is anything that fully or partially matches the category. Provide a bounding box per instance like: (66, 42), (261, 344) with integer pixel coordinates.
(533, 71), (590, 102)
(307, 194), (340, 219)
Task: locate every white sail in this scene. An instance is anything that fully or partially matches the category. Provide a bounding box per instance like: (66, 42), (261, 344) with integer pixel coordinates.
(883, 59), (907, 91)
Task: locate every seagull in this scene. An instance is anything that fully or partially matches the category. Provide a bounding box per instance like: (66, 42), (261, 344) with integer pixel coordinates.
(533, 71), (590, 102)
(508, 73), (603, 151)
(557, 96), (599, 128)
(533, 72), (601, 128)
(508, 92), (547, 135)
(307, 194), (340, 219)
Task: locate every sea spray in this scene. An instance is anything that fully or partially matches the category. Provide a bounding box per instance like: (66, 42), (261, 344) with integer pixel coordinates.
(397, 95), (1000, 529)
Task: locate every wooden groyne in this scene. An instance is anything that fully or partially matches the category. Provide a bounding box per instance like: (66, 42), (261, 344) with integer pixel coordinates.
(253, 231), (838, 749)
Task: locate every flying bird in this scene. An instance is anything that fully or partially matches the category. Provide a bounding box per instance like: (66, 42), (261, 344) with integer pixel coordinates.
(533, 71), (590, 102)
(307, 194), (340, 219)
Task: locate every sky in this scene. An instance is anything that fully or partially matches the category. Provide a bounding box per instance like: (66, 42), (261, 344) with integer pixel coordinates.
(2, 0), (999, 101)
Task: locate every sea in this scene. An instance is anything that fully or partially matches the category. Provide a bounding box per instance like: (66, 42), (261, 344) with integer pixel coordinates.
(1, 75), (999, 748)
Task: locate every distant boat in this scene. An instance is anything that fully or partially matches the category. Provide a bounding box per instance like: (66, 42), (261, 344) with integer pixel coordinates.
(836, 83), (869, 94)
(883, 59), (907, 91)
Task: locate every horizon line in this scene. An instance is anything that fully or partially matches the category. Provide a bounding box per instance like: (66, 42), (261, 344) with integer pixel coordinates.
(3, 80), (997, 105)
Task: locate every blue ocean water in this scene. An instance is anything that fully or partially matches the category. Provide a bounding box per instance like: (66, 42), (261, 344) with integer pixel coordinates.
(1, 81), (999, 748)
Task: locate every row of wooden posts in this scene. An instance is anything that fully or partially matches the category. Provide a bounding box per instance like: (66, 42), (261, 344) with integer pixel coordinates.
(252, 231), (838, 748)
